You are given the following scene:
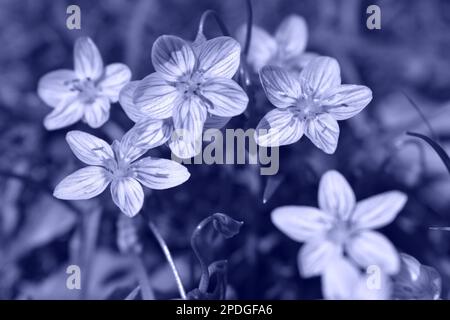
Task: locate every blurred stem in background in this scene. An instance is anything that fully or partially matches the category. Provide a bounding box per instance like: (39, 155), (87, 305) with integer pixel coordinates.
(148, 221), (187, 300)
(79, 208), (102, 300)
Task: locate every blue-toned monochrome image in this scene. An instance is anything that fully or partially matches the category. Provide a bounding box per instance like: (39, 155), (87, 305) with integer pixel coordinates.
(0, 0), (448, 301)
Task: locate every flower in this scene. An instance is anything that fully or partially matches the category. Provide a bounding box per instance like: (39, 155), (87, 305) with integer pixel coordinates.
(236, 14), (317, 72)
(271, 170), (407, 299)
(38, 37), (131, 130)
(53, 129), (190, 217)
(255, 57), (373, 153)
(132, 35), (249, 158)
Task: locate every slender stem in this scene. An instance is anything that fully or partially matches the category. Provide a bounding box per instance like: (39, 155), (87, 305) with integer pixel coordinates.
(79, 209), (102, 300)
(148, 221), (187, 300)
(198, 9), (230, 37)
(190, 216), (214, 293)
(243, 0), (253, 57)
(132, 255), (155, 300)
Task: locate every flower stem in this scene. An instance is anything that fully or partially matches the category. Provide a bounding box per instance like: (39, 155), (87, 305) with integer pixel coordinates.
(243, 0), (253, 57)
(190, 215), (214, 293)
(148, 221), (187, 300)
(198, 9), (230, 37)
(79, 208), (102, 300)
(132, 254), (155, 300)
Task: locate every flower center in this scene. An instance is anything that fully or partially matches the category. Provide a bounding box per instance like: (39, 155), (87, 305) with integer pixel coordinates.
(66, 78), (98, 103)
(289, 96), (323, 120)
(327, 220), (351, 245)
(177, 72), (205, 98)
(103, 141), (134, 180)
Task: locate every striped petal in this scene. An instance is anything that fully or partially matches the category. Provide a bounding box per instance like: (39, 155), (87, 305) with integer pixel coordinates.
(255, 108), (305, 147)
(99, 63), (132, 103)
(236, 25), (278, 72)
(132, 157), (190, 190)
(197, 36), (241, 79)
(275, 15), (308, 58)
(318, 170), (356, 220)
(201, 77), (248, 117)
(151, 35), (196, 82)
(37, 69), (78, 108)
(346, 230), (400, 275)
(66, 130), (114, 165)
(301, 56), (341, 97)
(74, 37), (104, 80)
(110, 177), (144, 218)
(305, 113), (340, 154)
(259, 65), (302, 108)
(119, 81), (145, 122)
(44, 98), (85, 130)
(298, 239), (342, 277)
(83, 96), (111, 128)
(134, 72), (178, 119)
(323, 85), (373, 120)
(53, 166), (110, 200)
(351, 191), (407, 230)
(170, 96), (207, 158)
(271, 206), (334, 242)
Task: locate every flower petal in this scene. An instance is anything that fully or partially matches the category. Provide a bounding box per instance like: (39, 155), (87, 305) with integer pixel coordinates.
(323, 85), (373, 120)
(275, 15), (308, 58)
(151, 35), (196, 82)
(203, 114), (231, 130)
(201, 77), (248, 117)
(197, 36), (241, 79)
(53, 166), (110, 200)
(132, 157), (190, 189)
(119, 81), (145, 122)
(74, 37), (104, 80)
(259, 65), (302, 108)
(110, 177), (144, 217)
(37, 70), (78, 107)
(351, 191), (407, 230)
(298, 239), (342, 277)
(236, 25), (277, 71)
(133, 72), (178, 119)
(66, 130), (114, 166)
(322, 257), (360, 300)
(83, 96), (111, 128)
(271, 206), (334, 242)
(170, 96), (207, 158)
(305, 113), (340, 154)
(346, 230), (400, 275)
(255, 108), (304, 147)
(43, 98), (85, 130)
(318, 170), (356, 220)
(301, 56), (341, 97)
(99, 63), (132, 103)
(120, 118), (172, 162)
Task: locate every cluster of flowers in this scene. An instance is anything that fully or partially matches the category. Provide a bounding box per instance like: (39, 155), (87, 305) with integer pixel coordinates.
(38, 14), (407, 299)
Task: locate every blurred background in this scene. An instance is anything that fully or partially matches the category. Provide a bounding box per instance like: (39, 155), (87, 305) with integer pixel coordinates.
(1, 0), (450, 299)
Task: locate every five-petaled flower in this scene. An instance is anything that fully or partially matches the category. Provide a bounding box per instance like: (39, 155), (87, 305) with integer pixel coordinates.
(53, 130), (190, 217)
(255, 57), (373, 154)
(236, 14), (317, 72)
(38, 37), (131, 130)
(132, 35), (249, 158)
(271, 170), (407, 299)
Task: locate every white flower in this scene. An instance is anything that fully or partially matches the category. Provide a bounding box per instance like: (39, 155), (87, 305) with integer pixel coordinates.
(255, 57), (373, 153)
(53, 130), (190, 217)
(271, 170), (407, 299)
(38, 37), (131, 130)
(132, 35), (249, 158)
(236, 14), (317, 72)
